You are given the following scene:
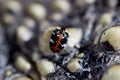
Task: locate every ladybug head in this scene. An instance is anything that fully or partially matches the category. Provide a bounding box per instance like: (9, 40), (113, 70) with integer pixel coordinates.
(60, 27), (66, 32)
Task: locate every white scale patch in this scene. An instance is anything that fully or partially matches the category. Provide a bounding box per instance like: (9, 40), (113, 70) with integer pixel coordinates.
(50, 39), (54, 43)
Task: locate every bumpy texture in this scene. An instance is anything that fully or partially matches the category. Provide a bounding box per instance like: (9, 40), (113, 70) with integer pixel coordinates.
(1, 0), (120, 80)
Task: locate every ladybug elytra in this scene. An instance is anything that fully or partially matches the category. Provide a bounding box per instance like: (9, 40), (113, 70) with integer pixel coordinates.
(49, 27), (69, 53)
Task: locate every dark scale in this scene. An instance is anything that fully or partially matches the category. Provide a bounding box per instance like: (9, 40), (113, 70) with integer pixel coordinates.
(94, 52), (111, 65)
(47, 68), (78, 80)
(82, 62), (89, 68)
(75, 70), (91, 80)
(74, 58), (92, 80)
(82, 61), (92, 79)
(91, 65), (104, 80)
(92, 65), (103, 75)
(102, 54), (111, 64)
(81, 70), (91, 79)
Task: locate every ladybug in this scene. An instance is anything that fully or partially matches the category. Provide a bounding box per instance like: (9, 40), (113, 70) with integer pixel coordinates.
(49, 27), (69, 53)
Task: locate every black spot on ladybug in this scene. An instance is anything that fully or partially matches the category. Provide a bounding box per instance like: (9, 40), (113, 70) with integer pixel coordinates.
(61, 38), (67, 45)
(58, 44), (64, 50)
(50, 41), (56, 47)
(51, 34), (58, 42)
(54, 29), (60, 34)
